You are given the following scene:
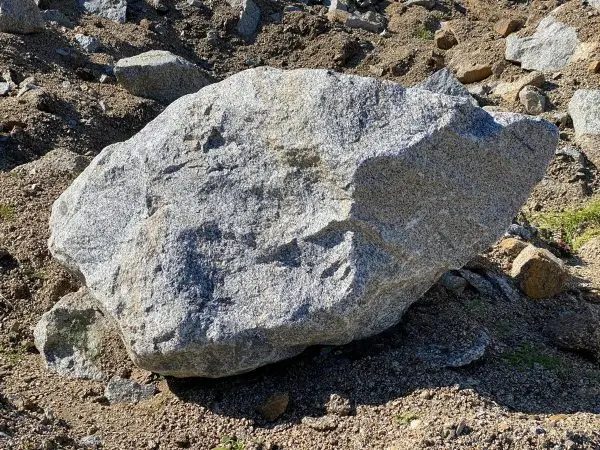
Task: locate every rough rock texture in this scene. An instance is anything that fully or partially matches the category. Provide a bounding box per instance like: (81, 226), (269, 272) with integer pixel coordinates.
(0, 0), (44, 34)
(33, 289), (108, 380)
(114, 50), (211, 104)
(48, 67), (558, 378)
(79, 0), (126, 24)
(519, 86), (546, 115)
(505, 16), (579, 72)
(510, 245), (568, 299)
(568, 90), (600, 138)
(567, 89), (600, 166)
(229, 0), (260, 39)
(104, 377), (155, 403)
(418, 68), (477, 106)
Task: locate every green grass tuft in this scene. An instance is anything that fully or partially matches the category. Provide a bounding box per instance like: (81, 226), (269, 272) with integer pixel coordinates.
(501, 343), (565, 372)
(213, 436), (246, 450)
(0, 204), (15, 221)
(532, 197), (600, 250)
(395, 412), (419, 425)
(414, 26), (434, 40)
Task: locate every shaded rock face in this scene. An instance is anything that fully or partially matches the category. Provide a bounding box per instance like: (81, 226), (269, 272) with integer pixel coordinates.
(505, 16), (579, 72)
(79, 0), (126, 24)
(114, 50), (211, 104)
(34, 289), (109, 380)
(417, 68), (477, 106)
(48, 67), (558, 378)
(0, 0), (44, 34)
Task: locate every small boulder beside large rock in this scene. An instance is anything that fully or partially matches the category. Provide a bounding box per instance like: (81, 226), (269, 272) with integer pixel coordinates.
(33, 289), (109, 380)
(114, 50), (211, 104)
(0, 0), (44, 34)
(510, 245), (568, 299)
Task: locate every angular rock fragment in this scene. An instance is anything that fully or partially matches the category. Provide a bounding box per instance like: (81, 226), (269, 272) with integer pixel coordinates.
(228, 0), (260, 39)
(79, 0), (126, 23)
(494, 17), (524, 38)
(455, 63), (492, 84)
(48, 67), (558, 378)
(114, 50), (211, 104)
(104, 376), (155, 403)
(0, 0), (44, 34)
(33, 289), (109, 380)
(505, 16), (579, 72)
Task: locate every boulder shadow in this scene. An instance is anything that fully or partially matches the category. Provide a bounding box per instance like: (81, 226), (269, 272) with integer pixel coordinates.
(165, 262), (600, 428)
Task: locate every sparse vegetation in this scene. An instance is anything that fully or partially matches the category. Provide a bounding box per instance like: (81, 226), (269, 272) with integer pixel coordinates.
(414, 25), (434, 40)
(0, 204), (15, 221)
(501, 343), (565, 372)
(533, 198), (600, 250)
(395, 412), (419, 425)
(213, 436), (246, 450)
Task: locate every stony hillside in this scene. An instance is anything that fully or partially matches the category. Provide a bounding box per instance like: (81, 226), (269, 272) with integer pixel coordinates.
(1, 0), (600, 449)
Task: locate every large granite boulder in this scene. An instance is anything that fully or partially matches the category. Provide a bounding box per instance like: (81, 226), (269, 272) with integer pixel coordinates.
(47, 67), (558, 378)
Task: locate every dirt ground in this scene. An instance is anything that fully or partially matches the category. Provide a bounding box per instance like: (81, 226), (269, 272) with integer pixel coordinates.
(2, 0), (600, 448)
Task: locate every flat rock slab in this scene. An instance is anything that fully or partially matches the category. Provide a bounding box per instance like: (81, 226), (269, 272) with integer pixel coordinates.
(505, 16), (579, 72)
(114, 50), (211, 104)
(48, 67), (558, 378)
(0, 0), (44, 34)
(79, 0), (126, 23)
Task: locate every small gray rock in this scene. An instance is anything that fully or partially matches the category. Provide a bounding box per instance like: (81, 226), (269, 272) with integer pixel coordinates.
(345, 11), (386, 33)
(79, 0), (127, 23)
(0, 0), (44, 34)
(33, 289), (108, 380)
(114, 50), (211, 104)
(229, 0), (260, 39)
(505, 16), (579, 72)
(104, 376), (155, 403)
(519, 85), (546, 115)
(417, 330), (490, 367)
(568, 90), (600, 138)
(404, 0), (435, 9)
(506, 223), (534, 241)
(79, 435), (102, 449)
(41, 9), (75, 28)
(12, 148), (89, 175)
(0, 82), (9, 96)
(458, 269), (498, 298)
(418, 67), (478, 106)
(75, 34), (100, 53)
(440, 271), (468, 295)
(555, 146), (584, 166)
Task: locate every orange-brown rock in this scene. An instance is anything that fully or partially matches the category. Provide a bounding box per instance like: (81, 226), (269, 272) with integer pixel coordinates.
(510, 245), (568, 299)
